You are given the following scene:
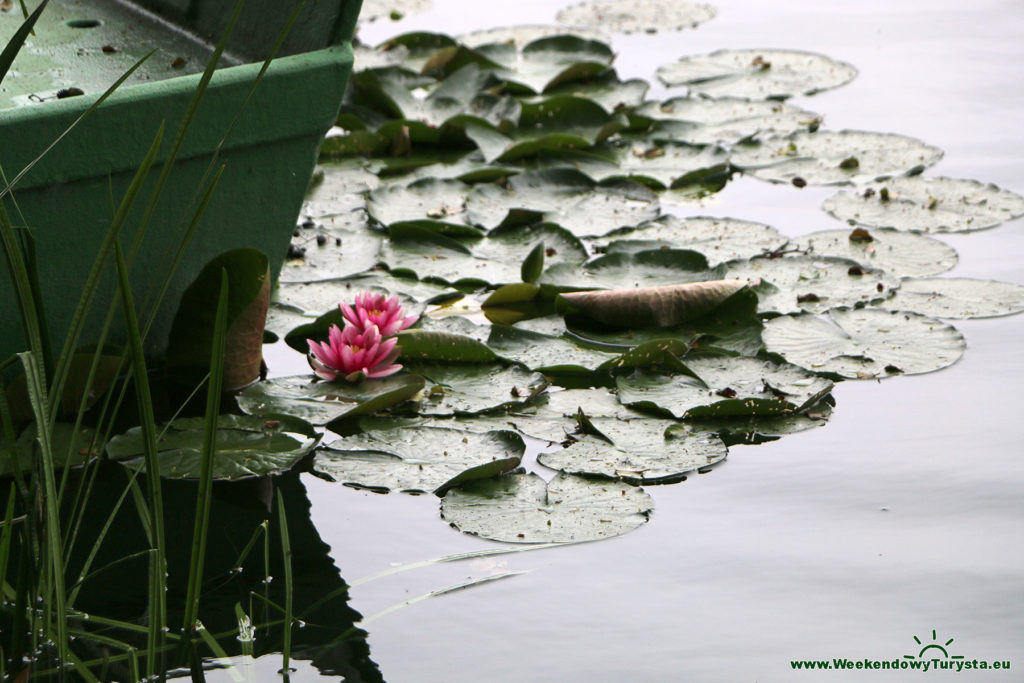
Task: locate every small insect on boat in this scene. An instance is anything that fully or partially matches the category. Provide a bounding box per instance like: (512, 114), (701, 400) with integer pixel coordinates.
(0, 0), (362, 362)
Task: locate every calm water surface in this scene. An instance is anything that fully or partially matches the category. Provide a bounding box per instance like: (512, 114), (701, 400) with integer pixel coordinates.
(258, 1), (1024, 680)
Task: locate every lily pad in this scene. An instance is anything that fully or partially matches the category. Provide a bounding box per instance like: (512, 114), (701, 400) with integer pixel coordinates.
(591, 215), (788, 265)
(696, 397), (834, 446)
(396, 329), (499, 362)
(407, 362), (548, 415)
(723, 255), (899, 315)
(358, 0), (431, 23)
(730, 130), (943, 186)
(656, 49), (857, 100)
(486, 324), (620, 374)
(762, 308), (966, 378)
(315, 427), (524, 494)
(822, 176), (1024, 233)
(440, 471), (653, 543)
(459, 25), (610, 49)
(466, 168), (660, 237)
(880, 277), (1024, 319)
(790, 228), (957, 278)
(558, 279), (751, 328)
(538, 416), (727, 484)
(542, 249), (715, 291)
(236, 374), (426, 426)
(632, 96), (822, 145)
(617, 356), (833, 419)
(301, 160), (378, 218)
(2, 424), (102, 476)
(366, 177), (477, 232)
(108, 415), (320, 481)
(542, 140), (731, 191)
(538, 71), (650, 114)
(279, 215), (384, 283)
(556, 0), (716, 34)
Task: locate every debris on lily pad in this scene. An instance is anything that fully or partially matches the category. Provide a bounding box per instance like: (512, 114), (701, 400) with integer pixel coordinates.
(558, 279), (752, 328)
(789, 228), (957, 278)
(556, 0), (716, 34)
(656, 48), (857, 100)
(730, 129), (943, 186)
(407, 361), (549, 415)
(631, 96), (822, 146)
(822, 176), (1024, 233)
(762, 308), (966, 379)
(879, 277), (1024, 319)
(441, 471), (653, 543)
(315, 426), (525, 494)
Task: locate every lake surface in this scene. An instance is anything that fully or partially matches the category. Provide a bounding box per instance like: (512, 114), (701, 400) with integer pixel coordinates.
(258, 1), (1024, 680)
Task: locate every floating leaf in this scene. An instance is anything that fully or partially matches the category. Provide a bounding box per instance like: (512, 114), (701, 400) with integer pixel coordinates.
(723, 255), (899, 315)
(730, 130), (943, 186)
(538, 416), (726, 484)
(822, 176), (1024, 233)
(366, 177), (477, 232)
(359, 0), (431, 24)
(2, 424), (102, 476)
(538, 71), (650, 114)
(556, 0), (716, 34)
(762, 308), (965, 378)
(440, 472), (653, 543)
(789, 228), (957, 278)
(541, 249), (714, 291)
(591, 215), (788, 266)
(656, 49), (856, 99)
(236, 374), (426, 426)
(396, 329), (499, 362)
(459, 25), (610, 48)
(695, 397), (834, 446)
(315, 426), (524, 494)
(480, 96), (627, 161)
(558, 279), (751, 328)
(486, 324), (619, 374)
(279, 214), (384, 283)
(466, 168), (659, 237)
(109, 415), (320, 481)
(632, 96), (822, 145)
(617, 356), (833, 419)
(301, 161), (378, 218)
(880, 278), (1024, 319)
(407, 362), (547, 415)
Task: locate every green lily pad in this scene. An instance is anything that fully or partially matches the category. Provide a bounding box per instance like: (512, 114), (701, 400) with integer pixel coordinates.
(315, 427), (524, 495)
(632, 96), (822, 145)
(2, 424), (102, 476)
(396, 329), (499, 362)
(236, 374), (426, 426)
(541, 249), (715, 291)
(822, 176), (1024, 233)
(790, 228), (957, 278)
(459, 25), (610, 48)
(541, 140), (731, 191)
(591, 215), (788, 266)
(558, 279), (751, 328)
(538, 71), (650, 114)
(301, 160), (378, 218)
(880, 278), (1024, 319)
(488, 35), (616, 95)
(279, 215), (384, 283)
(407, 362), (548, 415)
(695, 397), (834, 446)
(466, 168), (660, 237)
(380, 222), (587, 287)
(440, 471), (653, 543)
(762, 308), (966, 378)
(272, 279), (424, 320)
(617, 356), (833, 419)
(656, 49), (857, 99)
(487, 324), (620, 374)
(731, 130), (944, 186)
(556, 0), (716, 34)
(538, 414), (727, 484)
(366, 177), (477, 232)
(723, 255), (899, 314)
(108, 415), (320, 481)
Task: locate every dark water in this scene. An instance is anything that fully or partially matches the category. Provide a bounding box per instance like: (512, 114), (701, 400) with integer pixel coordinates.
(249, 1), (1024, 680)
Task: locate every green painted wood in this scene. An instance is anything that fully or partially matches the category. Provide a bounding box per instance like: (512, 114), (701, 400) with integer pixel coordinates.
(0, 0), (360, 364)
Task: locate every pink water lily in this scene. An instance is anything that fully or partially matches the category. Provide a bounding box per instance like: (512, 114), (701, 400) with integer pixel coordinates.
(307, 323), (402, 382)
(340, 291), (418, 337)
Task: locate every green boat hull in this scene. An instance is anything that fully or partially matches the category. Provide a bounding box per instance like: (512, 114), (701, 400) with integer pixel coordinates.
(0, 0), (360, 363)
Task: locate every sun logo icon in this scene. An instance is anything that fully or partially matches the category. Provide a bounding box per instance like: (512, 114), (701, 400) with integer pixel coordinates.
(904, 630), (965, 661)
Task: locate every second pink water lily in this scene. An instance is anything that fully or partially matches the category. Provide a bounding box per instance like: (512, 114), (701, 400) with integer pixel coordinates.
(307, 323), (402, 382)
(341, 291), (418, 337)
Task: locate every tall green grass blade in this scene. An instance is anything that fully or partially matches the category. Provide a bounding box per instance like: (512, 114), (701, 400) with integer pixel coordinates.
(0, 0), (49, 85)
(195, 622), (244, 683)
(112, 240), (166, 678)
(276, 489), (294, 674)
(182, 270), (230, 643)
(0, 483), (16, 593)
(16, 350), (68, 666)
(1, 201), (45, 377)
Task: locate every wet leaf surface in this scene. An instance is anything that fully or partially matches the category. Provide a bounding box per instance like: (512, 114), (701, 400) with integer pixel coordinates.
(556, 0), (716, 34)
(880, 277), (1024, 319)
(789, 228), (957, 278)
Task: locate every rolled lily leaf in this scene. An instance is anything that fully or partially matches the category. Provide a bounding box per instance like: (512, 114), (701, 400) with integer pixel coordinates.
(558, 279), (751, 328)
